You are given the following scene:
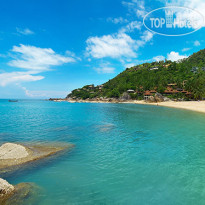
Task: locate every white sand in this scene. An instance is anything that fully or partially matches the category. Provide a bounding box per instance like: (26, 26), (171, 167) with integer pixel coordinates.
(131, 100), (205, 114)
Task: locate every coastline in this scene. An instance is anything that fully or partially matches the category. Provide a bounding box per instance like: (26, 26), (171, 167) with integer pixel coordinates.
(52, 99), (205, 114)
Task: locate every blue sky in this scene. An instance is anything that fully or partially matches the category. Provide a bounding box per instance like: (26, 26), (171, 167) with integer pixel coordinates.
(0, 0), (205, 99)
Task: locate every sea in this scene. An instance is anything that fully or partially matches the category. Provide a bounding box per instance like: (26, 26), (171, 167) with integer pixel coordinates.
(1, 99), (205, 205)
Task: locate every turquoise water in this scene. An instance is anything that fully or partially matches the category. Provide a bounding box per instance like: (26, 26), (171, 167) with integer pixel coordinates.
(1, 100), (205, 204)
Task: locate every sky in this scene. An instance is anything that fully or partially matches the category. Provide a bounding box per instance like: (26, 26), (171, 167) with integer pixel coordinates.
(0, 0), (205, 99)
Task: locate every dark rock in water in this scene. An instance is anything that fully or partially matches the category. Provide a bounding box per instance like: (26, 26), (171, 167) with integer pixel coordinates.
(120, 92), (131, 101)
(154, 93), (164, 102)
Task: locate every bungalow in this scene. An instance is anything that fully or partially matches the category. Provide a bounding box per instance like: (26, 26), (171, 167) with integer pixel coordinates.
(149, 67), (159, 71)
(127, 89), (135, 93)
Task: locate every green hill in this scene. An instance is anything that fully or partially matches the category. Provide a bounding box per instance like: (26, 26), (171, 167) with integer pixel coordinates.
(67, 49), (205, 101)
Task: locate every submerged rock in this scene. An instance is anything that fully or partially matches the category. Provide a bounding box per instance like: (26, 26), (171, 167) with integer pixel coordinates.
(0, 179), (40, 205)
(6, 182), (40, 205)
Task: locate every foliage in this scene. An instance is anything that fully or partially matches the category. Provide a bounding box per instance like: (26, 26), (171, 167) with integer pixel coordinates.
(67, 49), (205, 100)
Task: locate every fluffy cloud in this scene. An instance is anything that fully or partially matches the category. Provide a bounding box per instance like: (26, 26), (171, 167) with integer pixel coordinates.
(86, 33), (138, 59)
(165, 0), (205, 28)
(0, 44), (77, 86)
(0, 71), (44, 86)
(16, 28), (34, 35)
(86, 31), (153, 59)
(9, 44), (76, 71)
(167, 51), (188, 61)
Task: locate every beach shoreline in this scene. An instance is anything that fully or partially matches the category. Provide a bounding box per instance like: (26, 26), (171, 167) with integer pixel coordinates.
(51, 99), (205, 114)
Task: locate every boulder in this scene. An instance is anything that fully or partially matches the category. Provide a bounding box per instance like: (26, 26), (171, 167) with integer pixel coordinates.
(0, 143), (28, 160)
(0, 178), (14, 197)
(0, 179), (40, 205)
(0, 142), (74, 173)
(120, 92), (131, 101)
(146, 96), (155, 103)
(154, 93), (164, 102)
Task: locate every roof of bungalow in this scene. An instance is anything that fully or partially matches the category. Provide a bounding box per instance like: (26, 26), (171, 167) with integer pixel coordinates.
(144, 91), (152, 96)
(127, 89), (135, 92)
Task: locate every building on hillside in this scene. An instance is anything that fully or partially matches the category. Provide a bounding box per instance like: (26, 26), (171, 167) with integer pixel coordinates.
(127, 89), (135, 93)
(149, 67), (159, 71)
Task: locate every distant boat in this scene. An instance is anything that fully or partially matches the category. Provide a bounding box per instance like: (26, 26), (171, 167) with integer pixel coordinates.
(9, 100), (18, 102)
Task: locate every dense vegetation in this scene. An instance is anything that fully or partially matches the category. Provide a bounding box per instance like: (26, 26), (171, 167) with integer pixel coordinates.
(67, 49), (205, 100)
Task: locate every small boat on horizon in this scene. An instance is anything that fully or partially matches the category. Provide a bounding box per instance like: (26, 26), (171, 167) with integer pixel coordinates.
(8, 100), (18, 102)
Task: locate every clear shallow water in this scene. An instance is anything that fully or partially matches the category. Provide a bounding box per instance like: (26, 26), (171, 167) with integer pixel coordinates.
(1, 100), (205, 204)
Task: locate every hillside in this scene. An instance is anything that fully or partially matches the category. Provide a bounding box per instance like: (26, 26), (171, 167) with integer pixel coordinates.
(66, 49), (205, 101)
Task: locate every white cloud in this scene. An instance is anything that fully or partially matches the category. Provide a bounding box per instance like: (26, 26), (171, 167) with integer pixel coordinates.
(16, 28), (34, 35)
(167, 51), (188, 61)
(86, 33), (138, 59)
(122, 0), (146, 18)
(182, 47), (191, 52)
(9, 44), (76, 72)
(0, 71), (44, 86)
(194, 40), (200, 46)
(94, 66), (115, 74)
(0, 44), (78, 87)
(119, 21), (142, 33)
(20, 86), (68, 98)
(86, 31), (153, 59)
(165, 0), (205, 28)
(107, 17), (128, 24)
(153, 55), (165, 62)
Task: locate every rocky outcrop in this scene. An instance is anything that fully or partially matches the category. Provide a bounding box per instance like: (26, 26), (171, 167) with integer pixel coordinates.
(0, 178), (14, 202)
(146, 96), (156, 103)
(0, 179), (40, 205)
(154, 93), (164, 102)
(0, 143), (28, 160)
(0, 142), (74, 173)
(120, 92), (131, 101)
(146, 93), (166, 103)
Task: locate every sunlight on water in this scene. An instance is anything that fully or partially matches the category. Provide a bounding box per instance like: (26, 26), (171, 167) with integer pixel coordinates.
(1, 99), (205, 204)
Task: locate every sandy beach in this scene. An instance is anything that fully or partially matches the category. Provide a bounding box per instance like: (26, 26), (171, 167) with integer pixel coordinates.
(65, 99), (205, 114)
(129, 100), (205, 114)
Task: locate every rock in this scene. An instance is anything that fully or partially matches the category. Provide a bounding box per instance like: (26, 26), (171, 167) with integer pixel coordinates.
(0, 179), (41, 205)
(120, 92), (131, 101)
(154, 93), (164, 102)
(146, 96), (155, 103)
(0, 178), (14, 196)
(0, 142), (74, 173)
(163, 97), (171, 102)
(0, 143), (29, 160)
(6, 182), (41, 205)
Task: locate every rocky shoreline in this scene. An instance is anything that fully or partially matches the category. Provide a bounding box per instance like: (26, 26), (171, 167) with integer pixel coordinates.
(0, 142), (74, 204)
(49, 97), (205, 114)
